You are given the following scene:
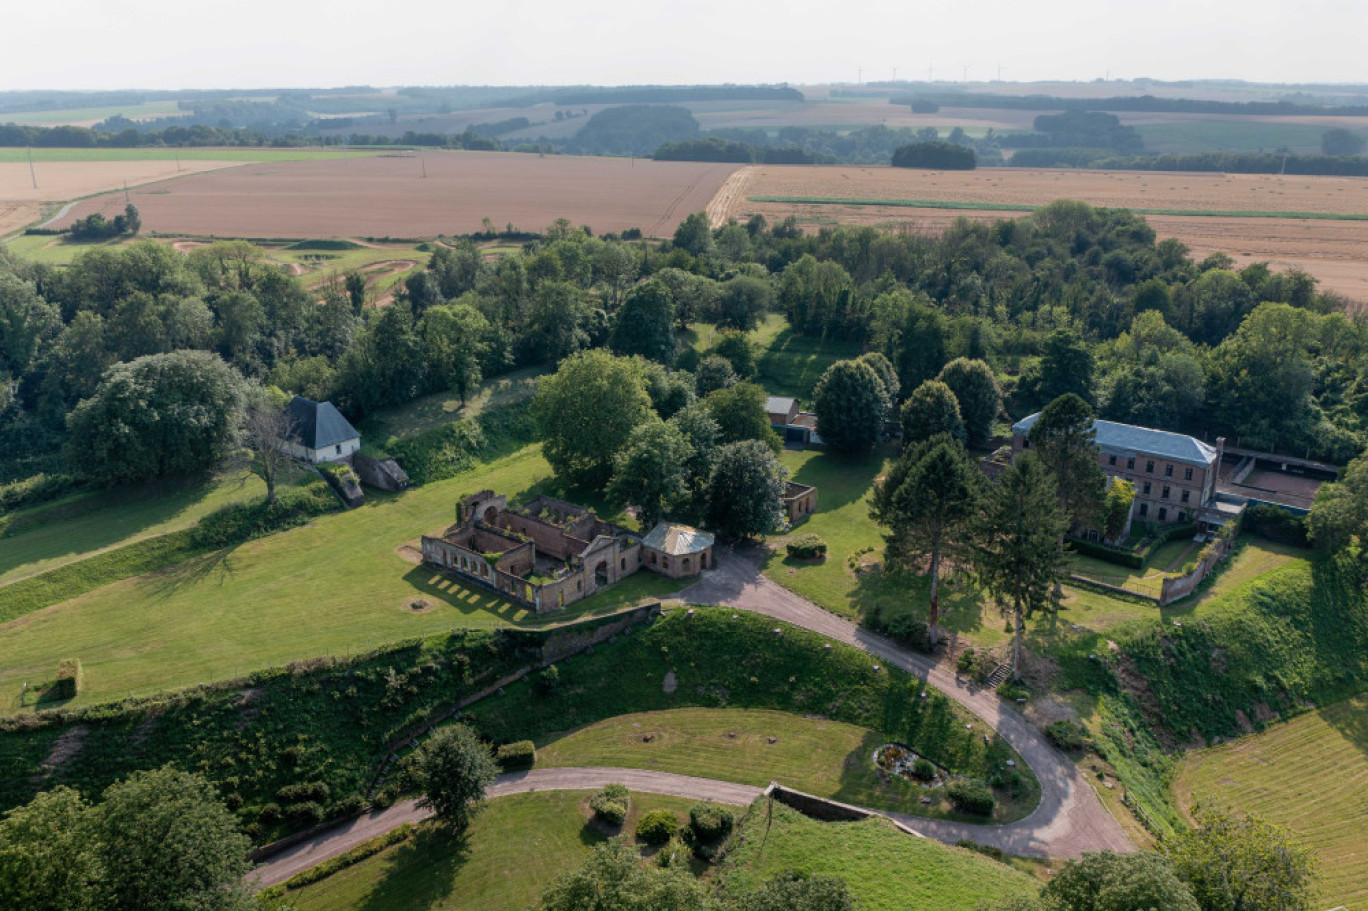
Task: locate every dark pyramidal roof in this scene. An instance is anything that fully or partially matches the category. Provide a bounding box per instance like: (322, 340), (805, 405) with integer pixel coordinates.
(285, 396), (360, 449)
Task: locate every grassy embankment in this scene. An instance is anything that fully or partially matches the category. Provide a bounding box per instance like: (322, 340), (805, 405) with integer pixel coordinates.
(283, 791), (700, 911)
(0, 406), (675, 711)
(718, 798), (1038, 910)
(1173, 692), (1368, 911)
(466, 608), (1040, 824)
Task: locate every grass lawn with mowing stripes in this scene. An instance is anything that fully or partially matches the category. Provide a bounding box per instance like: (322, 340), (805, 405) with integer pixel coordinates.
(719, 798), (1038, 910)
(1173, 692), (1368, 911)
(283, 791), (702, 911)
(535, 707), (997, 818)
(0, 444), (681, 712)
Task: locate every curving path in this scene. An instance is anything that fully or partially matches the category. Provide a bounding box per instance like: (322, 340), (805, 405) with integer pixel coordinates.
(251, 768), (763, 888)
(678, 547), (1135, 859)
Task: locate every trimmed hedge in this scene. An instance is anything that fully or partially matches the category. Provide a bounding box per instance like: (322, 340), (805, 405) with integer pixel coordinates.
(636, 809), (680, 845)
(687, 802), (735, 843)
(1068, 537), (1143, 569)
(54, 660), (82, 700)
(0, 472), (80, 516)
(495, 740), (536, 770)
(258, 822), (414, 901)
(590, 783), (630, 826)
(785, 534), (828, 560)
(947, 779), (996, 816)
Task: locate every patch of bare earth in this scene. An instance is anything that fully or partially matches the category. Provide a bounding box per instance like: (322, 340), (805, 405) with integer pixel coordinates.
(36, 724), (89, 782)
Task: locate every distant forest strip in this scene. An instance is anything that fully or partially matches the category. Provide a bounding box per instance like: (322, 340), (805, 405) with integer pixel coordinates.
(886, 90), (1368, 117)
(747, 195), (1368, 221)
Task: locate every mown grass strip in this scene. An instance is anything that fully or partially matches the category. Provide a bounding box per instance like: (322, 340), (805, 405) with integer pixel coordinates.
(257, 823), (416, 900)
(748, 196), (1368, 221)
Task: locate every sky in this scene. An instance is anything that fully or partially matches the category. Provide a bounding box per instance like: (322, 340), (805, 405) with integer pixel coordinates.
(6, 0), (1366, 91)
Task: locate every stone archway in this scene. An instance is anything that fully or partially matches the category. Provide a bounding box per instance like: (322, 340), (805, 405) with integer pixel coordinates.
(484, 506), (498, 524)
(594, 561), (609, 587)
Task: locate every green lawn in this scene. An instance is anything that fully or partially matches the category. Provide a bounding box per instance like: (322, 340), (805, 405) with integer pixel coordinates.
(0, 444), (682, 711)
(1173, 692), (1368, 911)
(359, 366), (547, 442)
(761, 447), (1012, 650)
(719, 798), (1037, 911)
(283, 791), (702, 911)
(466, 608), (1039, 824)
(536, 707), (1003, 818)
(1, 234), (132, 265)
(1065, 538), (1198, 597)
(686, 314), (862, 403)
(0, 471), (276, 586)
(0, 147), (381, 163)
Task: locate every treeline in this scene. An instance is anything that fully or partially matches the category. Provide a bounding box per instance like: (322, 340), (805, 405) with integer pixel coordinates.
(892, 90), (1368, 116)
(548, 84), (803, 105)
(0, 121), (335, 148)
(708, 124), (1004, 166)
(4, 199), (1367, 502)
(562, 104), (701, 157)
(654, 136), (819, 164)
(891, 140), (976, 169)
(1008, 147), (1368, 176)
(1000, 110), (1144, 152)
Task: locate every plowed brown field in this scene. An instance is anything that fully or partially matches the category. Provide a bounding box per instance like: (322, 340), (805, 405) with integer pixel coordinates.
(0, 159), (241, 236)
(720, 166), (1368, 303)
(62, 151), (739, 240)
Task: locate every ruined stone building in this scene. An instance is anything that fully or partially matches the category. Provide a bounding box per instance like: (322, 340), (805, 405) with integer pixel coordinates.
(420, 491), (714, 612)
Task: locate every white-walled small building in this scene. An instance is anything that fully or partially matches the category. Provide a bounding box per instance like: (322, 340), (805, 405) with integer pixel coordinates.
(282, 397), (360, 464)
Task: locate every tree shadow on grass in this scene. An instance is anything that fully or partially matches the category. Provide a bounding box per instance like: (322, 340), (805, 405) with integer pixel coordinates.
(849, 564), (991, 640)
(787, 446), (890, 513)
(145, 546), (237, 602)
(356, 825), (468, 911)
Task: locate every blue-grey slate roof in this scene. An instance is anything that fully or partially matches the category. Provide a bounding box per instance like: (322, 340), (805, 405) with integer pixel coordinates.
(1012, 413), (1216, 468)
(285, 397), (360, 450)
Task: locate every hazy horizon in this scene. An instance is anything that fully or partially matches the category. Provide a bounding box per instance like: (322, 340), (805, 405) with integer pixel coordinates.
(7, 0), (1367, 93)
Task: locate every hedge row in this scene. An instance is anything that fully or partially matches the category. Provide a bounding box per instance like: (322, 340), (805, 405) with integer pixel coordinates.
(257, 822), (415, 900)
(494, 740), (536, 769)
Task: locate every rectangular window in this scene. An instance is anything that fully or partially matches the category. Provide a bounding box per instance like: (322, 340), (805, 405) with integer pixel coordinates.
(1023, 439), (1030, 449)
(1185, 467), (1193, 481)
(1143, 482), (1152, 495)
(1162, 486), (1171, 499)
(1165, 464), (1174, 478)
(1108, 455), (1117, 466)
(1159, 507), (1168, 521)
(335, 444), (342, 454)
(1139, 503), (1149, 517)
(1127, 457), (1135, 470)
(1146, 460), (1155, 474)
(1178, 511), (1186, 522)
(1181, 490), (1191, 504)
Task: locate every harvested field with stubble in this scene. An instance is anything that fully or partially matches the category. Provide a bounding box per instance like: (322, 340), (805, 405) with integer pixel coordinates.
(721, 165), (1368, 302)
(62, 150), (739, 240)
(0, 159), (244, 236)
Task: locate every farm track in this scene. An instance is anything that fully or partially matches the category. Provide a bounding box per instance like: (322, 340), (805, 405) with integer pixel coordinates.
(706, 165), (755, 228)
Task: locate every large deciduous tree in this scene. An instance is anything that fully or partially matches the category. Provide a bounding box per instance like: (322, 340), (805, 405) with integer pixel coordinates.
(705, 440), (787, 540)
(65, 349), (246, 483)
(900, 379), (966, 445)
(411, 724), (500, 834)
(532, 350), (653, 489)
(937, 357), (1001, 449)
(871, 435), (982, 645)
(417, 303), (488, 403)
(0, 787), (101, 911)
(812, 358), (889, 453)
(610, 279), (677, 364)
(92, 767), (255, 911)
(972, 454), (1067, 680)
(1165, 804), (1317, 911)
(715, 275), (772, 332)
(239, 386), (295, 506)
(704, 381), (781, 451)
(1307, 449), (1368, 557)
(1028, 393), (1108, 536)
(1042, 851), (1200, 911)
(608, 421), (694, 525)
(538, 838), (714, 911)
(743, 871), (858, 911)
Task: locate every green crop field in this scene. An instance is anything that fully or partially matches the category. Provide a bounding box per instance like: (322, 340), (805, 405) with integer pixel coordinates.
(0, 443), (678, 711)
(1173, 692), (1368, 911)
(0, 102), (183, 125)
(1132, 120), (1359, 155)
(283, 791), (702, 911)
(718, 798), (1037, 910)
(0, 147), (380, 163)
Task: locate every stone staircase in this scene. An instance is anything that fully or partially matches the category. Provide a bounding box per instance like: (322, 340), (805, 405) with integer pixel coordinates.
(984, 663), (1012, 688)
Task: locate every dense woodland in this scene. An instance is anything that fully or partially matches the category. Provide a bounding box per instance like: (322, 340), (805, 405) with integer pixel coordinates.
(1, 201), (1365, 504)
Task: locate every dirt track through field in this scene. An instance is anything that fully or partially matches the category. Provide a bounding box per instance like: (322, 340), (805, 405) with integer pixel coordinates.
(722, 165), (1368, 302)
(62, 151), (739, 240)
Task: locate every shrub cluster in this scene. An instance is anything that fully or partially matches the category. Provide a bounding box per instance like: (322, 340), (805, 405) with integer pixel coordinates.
(494, 740), (536, 770)
(785, 534), (828, 560)
(590, 783), (630, 826)
(912, 758), (936, 782)
(276, 781), (330, 804)
(947, 779), (996, 816)
(1045, 720), (1089, 752)
(687, 802), (735, 843)
(54, 659), (82, 700)
(191, 481), (337, 548)
(956, 647), (998, 683)
(864, 604), (933, 653)
(257, 823), (415, 901)
(636, 809), (681, 845)
(0, 472), (79, 516)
